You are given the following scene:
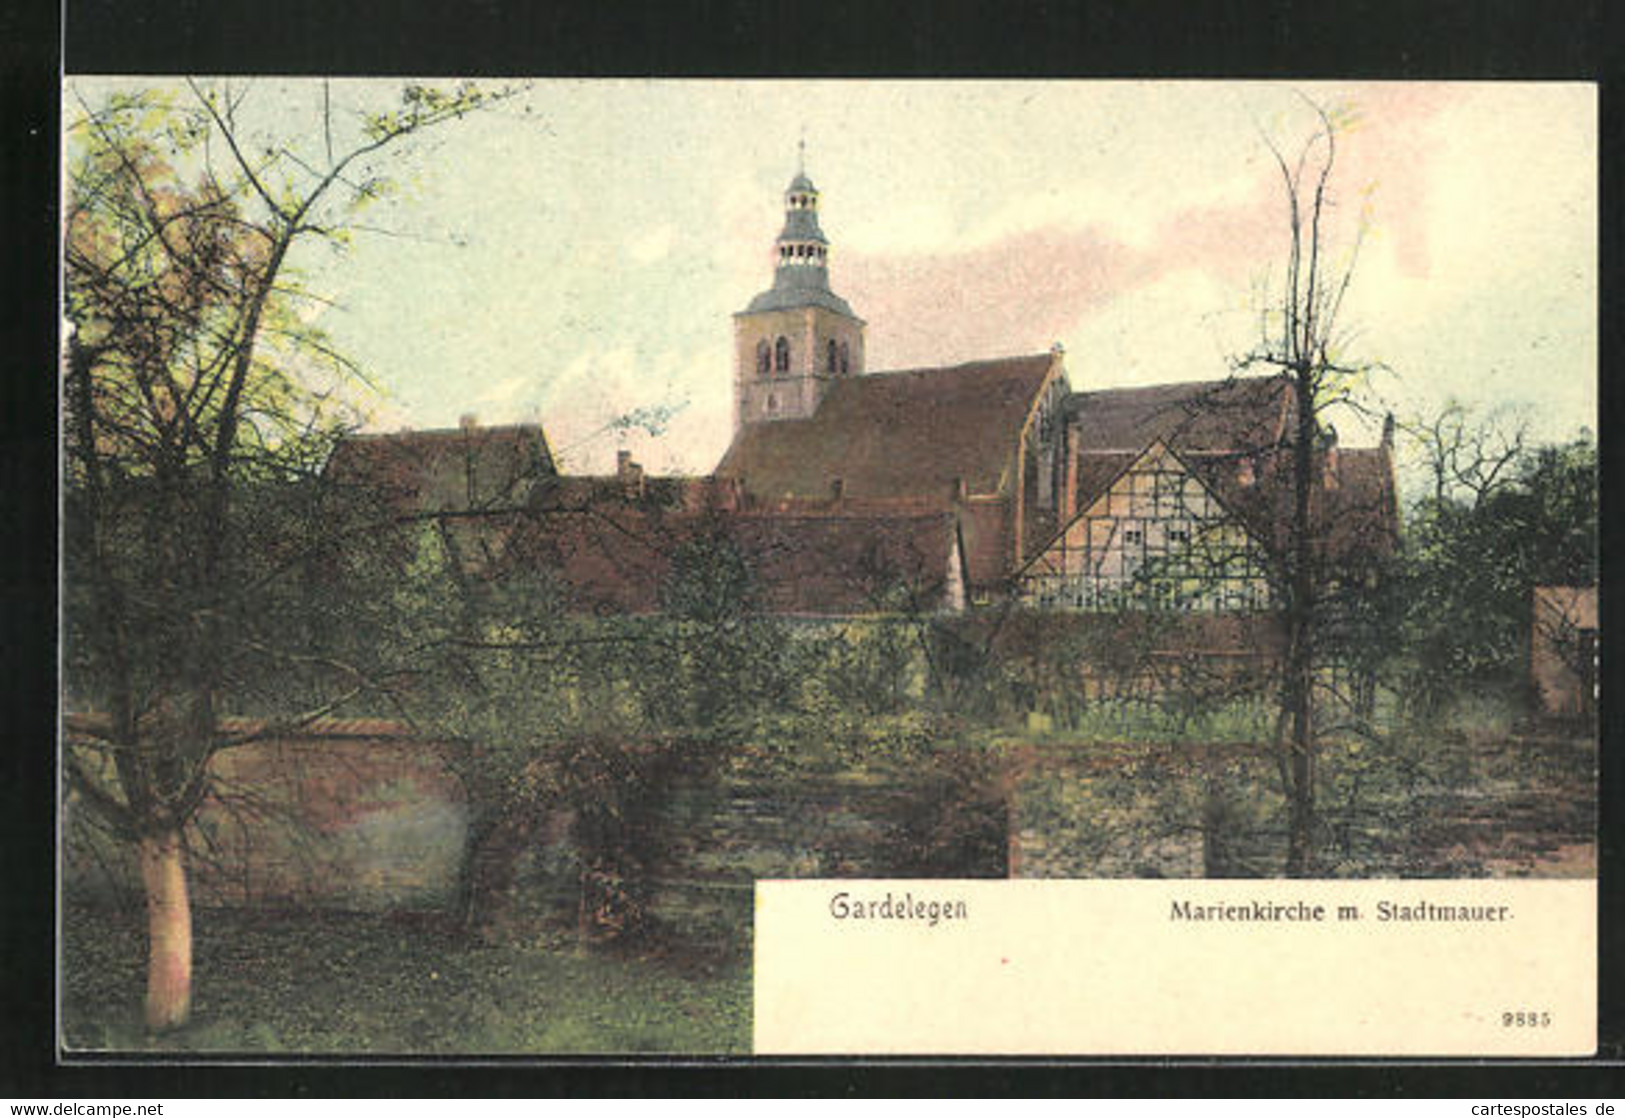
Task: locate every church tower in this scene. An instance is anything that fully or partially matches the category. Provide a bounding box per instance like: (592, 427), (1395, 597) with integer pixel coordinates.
(732, 152), (866, 429)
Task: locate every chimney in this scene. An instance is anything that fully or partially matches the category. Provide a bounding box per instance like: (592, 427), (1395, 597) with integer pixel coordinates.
(1322, 425), (1340, 490)
(1381, 412), (1396, 452)
(616, 449), (644, 499)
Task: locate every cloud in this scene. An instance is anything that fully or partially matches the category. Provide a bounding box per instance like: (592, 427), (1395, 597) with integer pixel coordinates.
(309, 80), (1591, 467)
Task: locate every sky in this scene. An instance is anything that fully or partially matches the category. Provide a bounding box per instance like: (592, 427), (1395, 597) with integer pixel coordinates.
(69, 79), (1597, 481)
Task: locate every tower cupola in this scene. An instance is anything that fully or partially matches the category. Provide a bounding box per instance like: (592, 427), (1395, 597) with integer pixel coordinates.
(773, 172), (832, 287)
(731, 146), (867, 430)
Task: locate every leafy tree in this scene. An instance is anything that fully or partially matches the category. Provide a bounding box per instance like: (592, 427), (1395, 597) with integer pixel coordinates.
(62, 79), (506, 1029)
(1398, 419), (1596, 710)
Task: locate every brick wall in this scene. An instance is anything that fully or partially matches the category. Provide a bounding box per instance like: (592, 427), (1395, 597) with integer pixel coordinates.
(66, 728), (468, 912)
(65, 727), (1009, 930)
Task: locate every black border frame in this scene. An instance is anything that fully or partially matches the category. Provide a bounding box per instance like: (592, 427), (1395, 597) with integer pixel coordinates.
(7, 0), (1621, 1097)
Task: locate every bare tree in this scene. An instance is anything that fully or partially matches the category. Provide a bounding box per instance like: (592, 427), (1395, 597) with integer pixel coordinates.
(1409, 402), (1528, 509)
(63, 79), (510, 1029)
(1235, 95), (1383, 876)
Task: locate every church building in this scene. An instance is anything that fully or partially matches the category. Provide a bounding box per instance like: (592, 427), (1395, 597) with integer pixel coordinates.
(328, 155), (1397, 619)
(712, 159), (1396, 612)
(716, 163), (1073, 601)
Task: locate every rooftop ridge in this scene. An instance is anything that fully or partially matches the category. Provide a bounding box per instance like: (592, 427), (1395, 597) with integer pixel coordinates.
(1068, 372), (1289, 400)
(854, 351), (1054, 381)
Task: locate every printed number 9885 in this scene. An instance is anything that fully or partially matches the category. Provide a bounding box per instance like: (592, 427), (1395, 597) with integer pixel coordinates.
(1502, 1011), (1553, 1027)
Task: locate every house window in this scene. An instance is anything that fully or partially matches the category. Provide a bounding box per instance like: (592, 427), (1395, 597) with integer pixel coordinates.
(1124, 527), (1144, 546)
(830, 477), (844, 499)
(775, 336), (790, 372)
(839, 341), (850, 374)
(756, 340), (771, 375)
(766, 393), (778, 414)
(827, 339), (838, 373)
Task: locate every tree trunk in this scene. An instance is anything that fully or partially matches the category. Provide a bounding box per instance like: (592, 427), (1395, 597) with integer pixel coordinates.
(138, 828), (192, 1030)
(1284, 365), (1319, 879)
(1284, 655), (1316, 877)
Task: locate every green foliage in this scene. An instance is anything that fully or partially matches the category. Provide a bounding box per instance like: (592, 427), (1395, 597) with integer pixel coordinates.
(392, 520), (804, 937)
(63, 79), (511, 845)
(1396, 434), (1596, 710)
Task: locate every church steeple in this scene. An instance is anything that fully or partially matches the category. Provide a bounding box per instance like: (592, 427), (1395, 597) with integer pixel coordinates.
(773, 161), (832, 293)
(732, 150), (866, 430)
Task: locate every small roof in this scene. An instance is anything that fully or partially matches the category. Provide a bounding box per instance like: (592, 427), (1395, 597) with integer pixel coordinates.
(717, 353), (1060, 504)
(742, 282), (859, 317)
(788, 171), (816, 193)
(325, 423), (555, 514)
(778, 207), (828, 244)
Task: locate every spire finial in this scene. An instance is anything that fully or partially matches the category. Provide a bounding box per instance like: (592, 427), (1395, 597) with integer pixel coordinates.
(798, 128), (806, 175)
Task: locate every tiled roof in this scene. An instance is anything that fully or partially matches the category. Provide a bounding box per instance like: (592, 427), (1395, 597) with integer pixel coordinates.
(728, 511), (959, 615)
(1071, 451), (1137, 511)
(1067, 375), (1294, 453)
(325, 423), (556, 514)
(716, 353), (1059, 503)
(498, 495), (961, 617)
(498, 500), (689, 615)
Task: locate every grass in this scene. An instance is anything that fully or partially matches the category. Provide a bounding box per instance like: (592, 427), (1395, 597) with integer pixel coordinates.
(61, 905), (752, 1055)
(1007, 703), (1596, 880)
(1015, 696), (1278, 746)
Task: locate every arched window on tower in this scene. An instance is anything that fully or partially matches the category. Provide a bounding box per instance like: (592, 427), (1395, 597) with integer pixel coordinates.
(756, 340), (771, 376)
(826, 339), (837, 373)
(775, 336), (790, 372)
(839, 341), (850, 374)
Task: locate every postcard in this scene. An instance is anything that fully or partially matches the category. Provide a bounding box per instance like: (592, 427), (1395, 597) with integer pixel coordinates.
(59, 79), (1597, 1056)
